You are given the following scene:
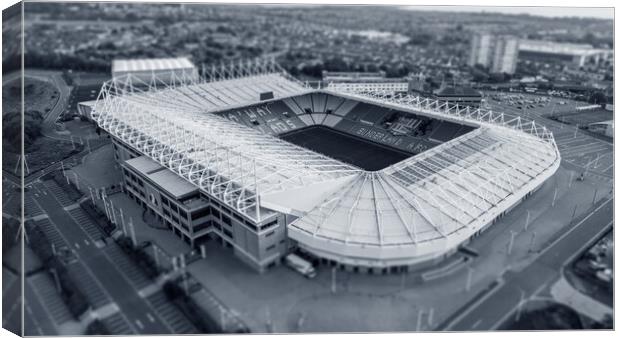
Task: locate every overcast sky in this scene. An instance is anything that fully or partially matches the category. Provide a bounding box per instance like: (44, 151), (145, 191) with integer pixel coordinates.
(404, 6), (613, 19)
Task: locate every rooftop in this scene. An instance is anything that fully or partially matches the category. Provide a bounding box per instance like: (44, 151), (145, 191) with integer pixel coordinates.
(112, 57), (196, 74)
(125, 156), (198, 199)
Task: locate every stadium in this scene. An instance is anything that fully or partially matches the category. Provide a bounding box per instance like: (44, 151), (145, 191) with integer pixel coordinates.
(93, 59), (561, 273)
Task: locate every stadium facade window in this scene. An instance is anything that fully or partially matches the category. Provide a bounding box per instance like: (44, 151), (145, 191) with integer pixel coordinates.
(261, 219), (279, 231)
(190, 207), (210, 219)
(194, 221), (210, 233)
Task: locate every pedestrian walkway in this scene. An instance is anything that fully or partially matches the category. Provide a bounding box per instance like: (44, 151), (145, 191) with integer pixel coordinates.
(28, 273), (74, 326)
(550, 277), (612, 322)
(146, 291), (198, 334)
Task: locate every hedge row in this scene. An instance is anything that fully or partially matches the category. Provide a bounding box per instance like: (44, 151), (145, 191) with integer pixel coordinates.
(116, 236), (160, 279)
(80, 200), (116, 236)
(85, 319), (110, 335)
(50, 172), (82, 201)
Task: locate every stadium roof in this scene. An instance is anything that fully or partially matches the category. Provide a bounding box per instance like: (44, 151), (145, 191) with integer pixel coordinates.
(94, 60), (560, 265)
(112, 57), (196, 74)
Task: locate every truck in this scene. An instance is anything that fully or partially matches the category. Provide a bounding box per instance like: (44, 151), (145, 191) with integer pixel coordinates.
(285, 253), (317, 278)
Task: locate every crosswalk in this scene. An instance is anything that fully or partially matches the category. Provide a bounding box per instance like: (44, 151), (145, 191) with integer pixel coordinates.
(67, 208), (105, 242)
(34, 218), (68, 251)
(25, 194), (45, 217)
(43, 180), (74, 207)
(102, 244), (152, 290)
(100, 312), (135, 335)
(28, 273), (74, 325)
(65, 263), (110, 309)
(146, 291), (198, 334)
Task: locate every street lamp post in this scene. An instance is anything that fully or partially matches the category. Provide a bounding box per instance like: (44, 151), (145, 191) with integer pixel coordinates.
(465, 266), (474, 292)
(416, 308), (424, 331)
(524, 210), (530, 231)
(128, 217), (137, 247)
(515, 289), (526, 322)
(427, 307), (434, 327)
(592, 189), (598, 205)
(507, 230), (516, 255)
(331, 266), (337, 294)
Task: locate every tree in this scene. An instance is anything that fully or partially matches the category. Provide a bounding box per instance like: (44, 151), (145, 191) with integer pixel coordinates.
(588, 91), (607, 105)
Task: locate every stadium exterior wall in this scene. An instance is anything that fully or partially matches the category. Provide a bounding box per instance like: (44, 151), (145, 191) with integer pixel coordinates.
(112, 137), (289, 273)
(288, 156), (560, 271)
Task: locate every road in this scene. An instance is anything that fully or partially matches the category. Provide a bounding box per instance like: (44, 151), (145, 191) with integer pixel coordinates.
(31, 181), (173, 334)
(443, 197), (613, 331)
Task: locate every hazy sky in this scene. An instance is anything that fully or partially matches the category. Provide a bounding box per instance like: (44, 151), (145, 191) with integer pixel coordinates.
(405, 6), (613, 19)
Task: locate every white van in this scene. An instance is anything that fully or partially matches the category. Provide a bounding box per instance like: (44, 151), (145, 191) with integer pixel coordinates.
(285, 253), (317, 278)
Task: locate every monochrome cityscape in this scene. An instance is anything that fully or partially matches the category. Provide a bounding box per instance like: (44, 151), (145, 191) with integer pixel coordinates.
(1, 2), (614, 336)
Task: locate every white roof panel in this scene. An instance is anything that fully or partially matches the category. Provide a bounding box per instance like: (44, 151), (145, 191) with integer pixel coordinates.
(112, 57), (196, 74)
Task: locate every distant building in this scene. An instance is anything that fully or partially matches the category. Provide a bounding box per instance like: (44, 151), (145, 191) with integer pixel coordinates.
(111, 57), (199, 84)
(518, 40), (613, 68)
(468, 33), (519, 75)
(588, 120), (613, 138)
(469, 33), (494, 68)
(407, 72), (432, 95)
(434, 86), (483, 107)
(323, 71), (411, 95)
(326, 80), (409, 94)
(491, 36), (519, 74)
(322, 71), (386, 82)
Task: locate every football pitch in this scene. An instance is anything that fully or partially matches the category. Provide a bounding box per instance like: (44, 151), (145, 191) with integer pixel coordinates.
(280, 125), (412, 171)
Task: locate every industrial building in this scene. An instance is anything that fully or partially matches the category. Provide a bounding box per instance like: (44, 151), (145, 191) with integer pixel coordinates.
(518, 40), (613, 68)
(93, 58), (561, 273)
